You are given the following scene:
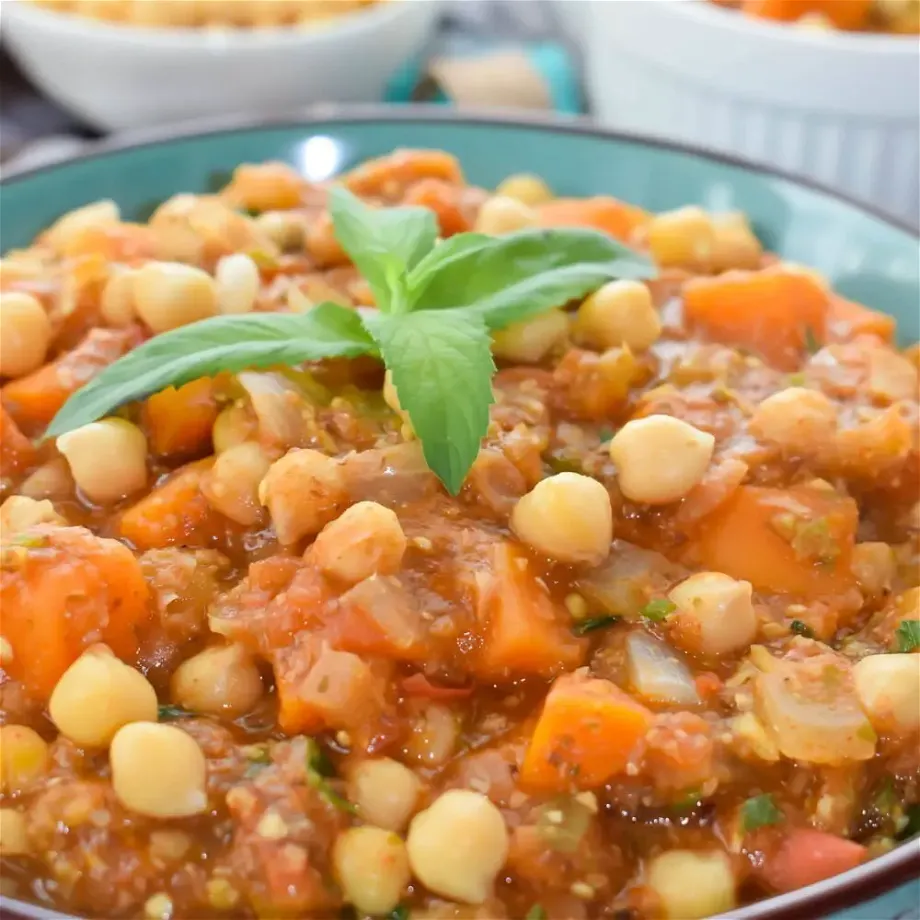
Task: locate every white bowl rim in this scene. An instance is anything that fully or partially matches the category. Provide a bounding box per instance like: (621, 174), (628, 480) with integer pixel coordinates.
(2, 0), (433, 49)
(666, 0), (920, 54)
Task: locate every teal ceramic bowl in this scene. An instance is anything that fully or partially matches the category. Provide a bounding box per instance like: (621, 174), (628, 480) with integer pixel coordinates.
(0, 109), (918, 920)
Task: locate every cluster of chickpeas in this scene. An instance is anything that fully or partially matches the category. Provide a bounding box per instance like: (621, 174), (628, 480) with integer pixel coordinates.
(30, 0), (382, 30)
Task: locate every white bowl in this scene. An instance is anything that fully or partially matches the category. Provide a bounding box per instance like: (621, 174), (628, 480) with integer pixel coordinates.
(577, 0), (920, 226)
(1, 0), (441, 132)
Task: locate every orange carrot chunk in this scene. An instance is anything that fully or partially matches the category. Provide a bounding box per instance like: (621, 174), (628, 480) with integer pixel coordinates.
(345, 149), (463, 199)
(0, 525), (150, 699)
(0, 405), (36, 476)
(761, 829), (867, 893)
(2, 326), (140, 431)
(143, 378), (218, 458)
(520, 670), (653, 793)
(118, 458), (217, 550)
(682, 267), (830, 370)
(825, 295), (896, 343)
(472, 542), (587, 681)
(685, 484), (858, 597)
(537, 197), (651, 243)
(403, 179), (474, 237)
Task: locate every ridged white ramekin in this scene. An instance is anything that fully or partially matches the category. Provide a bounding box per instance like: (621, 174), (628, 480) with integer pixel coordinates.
(577, 0), (920, 226)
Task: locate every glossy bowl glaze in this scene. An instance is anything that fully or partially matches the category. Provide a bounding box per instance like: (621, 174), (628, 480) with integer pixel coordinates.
(0, 108), (918, 920)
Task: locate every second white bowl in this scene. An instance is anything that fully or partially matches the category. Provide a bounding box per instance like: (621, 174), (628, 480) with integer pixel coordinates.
(577, 0), (920, 225)
(1, 0), (441, 132)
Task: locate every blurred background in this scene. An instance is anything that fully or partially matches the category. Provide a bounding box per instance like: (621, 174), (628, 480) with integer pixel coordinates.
(0, 0), (918, 225)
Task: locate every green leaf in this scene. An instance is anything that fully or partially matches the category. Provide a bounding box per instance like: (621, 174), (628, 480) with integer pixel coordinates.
(409, 228), (655, 329)
(388, 906), (410, 920)
(406, 232), (492, 294)
(572, 615), (621, 636)
(897, 803), (920, 841)
(640, 598), (677, 622)
(46, 305), (374, 438)
(790, 619), (815, 638)
(363, 310), (495, 495)
(895, 619), (920, 653)
(158, 704), (195, 721)
(304, 739), (355, 814)
(741, 793), (784, 832)
(329, 186), (437, 310)
(525, 907), (547, 920)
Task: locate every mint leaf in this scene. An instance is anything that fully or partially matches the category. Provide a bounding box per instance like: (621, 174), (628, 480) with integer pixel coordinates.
(409, 228), (655, 329)
(329, 187), (436, 310)
(407, 232), (492, 295)
(740, 793), (784, 832)
(363, 310), (494, 495)
(896, 619), (920, 653)
(47, 304), (374, 437)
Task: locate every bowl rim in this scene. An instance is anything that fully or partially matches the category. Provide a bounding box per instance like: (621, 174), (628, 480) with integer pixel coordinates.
(665, 0), (920, 53)
(2, 104), (918, 240)
(0, 105), (918, 920)
(2, 0), (433, 49)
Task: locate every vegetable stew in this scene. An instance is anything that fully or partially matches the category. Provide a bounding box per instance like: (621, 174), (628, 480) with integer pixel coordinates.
(0, 150), (918, 920)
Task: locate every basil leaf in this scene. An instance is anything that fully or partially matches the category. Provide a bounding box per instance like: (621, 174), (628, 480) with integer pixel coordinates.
(46, 305), (374, 437)
(329, 187), (437, 310)
(410, 228), (655, 329)
(363, 310), (494, 496)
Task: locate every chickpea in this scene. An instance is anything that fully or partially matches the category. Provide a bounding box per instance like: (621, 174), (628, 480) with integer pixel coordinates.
(711, 212), (763, 272)
(57, 418), (148, 505)
(494, 174), (553, 207)
(609, 415), (714, 505)
(312, 501), (407, 585)
(43, 199), (119, 253)
(572, 280), (661, 352)
(49, 645), (157, 747)
(0, 291), (51, 378)
(212, 403), (257, 454)
(0, 496), (64, 533)
(474, 196), (537, 236)
(333, 826), (410, 915)
(0, 809), (29, 856)
(100, 267), (138, 327)
(348, 758), (421, 832)
(0, 725), (49, 794)
(110, 722), (208, 818)
(491, 309), (569, 364)
(133, 261), (217, 334)
(668, 572), (757, 656)
(647, 206), (715, 271)
(406, 789), (509, 905)
(749, 387), (837, 453)
(170, 644), (263, 717)
(851, 542), (896, 596)
(645, 849), (737, 919)
(215, 253), (260, 315)
(854, 654), (920, 734)
(201, 441), (272, 526)
(258, 448), (348, 545)
(511, 472), (613, 566)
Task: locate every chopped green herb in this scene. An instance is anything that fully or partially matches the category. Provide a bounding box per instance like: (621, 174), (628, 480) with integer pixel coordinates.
(47, 187), (653, 495)
(672, 788), (703, 813)
(741, 793), (784, 832)
(804, 325), (820, 354)
(525, 907), (548, 920)
(157, 704), (196, 721)
(787, 371), (806, 386)
(305, 739), (355, 814)
(896, 803), (920, 841)
(572, 615), (622, 636)
(895, 619), (920, 653)
(598, 427), (614, 444)
(388, 906), (410, 920)
(790, 619), (814, 638)
(640, 599), (676, 622)
(545, 455), (584, 476)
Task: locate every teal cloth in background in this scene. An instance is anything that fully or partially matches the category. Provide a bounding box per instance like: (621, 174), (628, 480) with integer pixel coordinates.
(384, 42), (583, 114)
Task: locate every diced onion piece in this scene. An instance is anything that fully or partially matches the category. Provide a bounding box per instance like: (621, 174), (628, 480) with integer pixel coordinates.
(625, 631), (700, 706)
(238, 371), (312, 451)
(753, 654), (876, 765)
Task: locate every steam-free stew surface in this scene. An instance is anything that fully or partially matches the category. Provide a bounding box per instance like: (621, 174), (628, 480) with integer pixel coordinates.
(0, 151), (918, 920)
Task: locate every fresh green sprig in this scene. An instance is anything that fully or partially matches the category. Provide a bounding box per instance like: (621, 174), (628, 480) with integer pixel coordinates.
(740, 793), (784, 832)
(895, 619), (920, 653)
(48, 186), (654, 493)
